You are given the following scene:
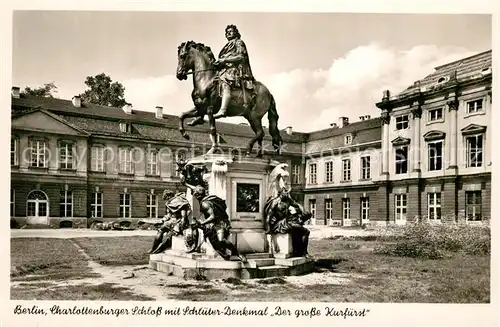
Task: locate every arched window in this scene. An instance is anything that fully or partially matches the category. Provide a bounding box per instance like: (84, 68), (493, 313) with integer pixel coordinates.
(27, 190), (49, 218)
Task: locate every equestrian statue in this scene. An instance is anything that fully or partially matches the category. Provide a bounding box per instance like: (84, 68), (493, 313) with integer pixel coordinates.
(176, 24), (283, 158)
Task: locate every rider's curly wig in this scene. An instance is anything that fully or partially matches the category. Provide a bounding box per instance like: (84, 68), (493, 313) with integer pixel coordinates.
(225, 24), (241, 38)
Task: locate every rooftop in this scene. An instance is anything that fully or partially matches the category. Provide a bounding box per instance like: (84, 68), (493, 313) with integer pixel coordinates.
(395, 49), (492, 99)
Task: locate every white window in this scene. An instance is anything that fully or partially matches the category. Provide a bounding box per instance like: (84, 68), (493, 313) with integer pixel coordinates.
(361, 156), (371, 180)
(361, 197), (369, 221)
(119, 122), (132, 133)
(91, 146), (105, 172)
(466, 135), (483, 168)
(395, 194), (407, 221)
(344, 135), (352, 145)
(466, 99), (483, 114)
(325, 161), (334, 183)
(30, 139), (47, 168)
(59, 142), (74, 169)
(11, 138), (18, 166)
(466, 191), (482, 221)
(119, 148), (133, 174)
(309, 199), (316, 219)
(147, 194), (158, 218)
(309, 163), (317, 184)
(395, 115), (409, 130)
(147, 151), (159, 176)
(59, 190), (73, 217)
(27, 190), (48, 217)
(427, 193), (441, 220)
(342, 158), (351, 181)
(10, 189), (15, 216)
(119, 193), (131, 218)
(428, 141), (443, 171)
(292, 164), (300, 184)
(325, 198), (333, 221)
(91, 192), (103, 218)
(428, 108), (443, 122)
(342, 198), (350, 220)
(395, 146), (408, 174)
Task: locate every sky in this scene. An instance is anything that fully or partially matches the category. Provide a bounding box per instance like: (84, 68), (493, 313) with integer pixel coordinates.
(12, 11), (491, 132)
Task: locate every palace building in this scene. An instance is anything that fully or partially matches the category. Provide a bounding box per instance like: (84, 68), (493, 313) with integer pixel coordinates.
(10, 50), (492, 228)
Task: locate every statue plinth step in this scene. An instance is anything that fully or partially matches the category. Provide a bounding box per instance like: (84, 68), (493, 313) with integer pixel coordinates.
(149, 251), (315, 280)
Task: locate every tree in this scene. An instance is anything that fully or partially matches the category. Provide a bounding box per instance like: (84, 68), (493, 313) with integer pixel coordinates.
(21, 82), (58, 98)
(79, 73), (128, 107)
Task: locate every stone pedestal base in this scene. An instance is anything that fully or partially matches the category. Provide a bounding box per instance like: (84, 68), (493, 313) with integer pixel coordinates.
(268, 234), (293, 258)
(230, 230), (267, 254)
(172, 235), (219, 258)
(149, 250), (315, 280)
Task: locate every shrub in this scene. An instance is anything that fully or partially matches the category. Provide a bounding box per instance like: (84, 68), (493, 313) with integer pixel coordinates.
(374, 221), (490, 259)
(10, 219), (20, 229)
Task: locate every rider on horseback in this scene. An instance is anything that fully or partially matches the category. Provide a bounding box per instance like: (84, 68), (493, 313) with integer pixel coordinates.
(213, 24), (255, 119)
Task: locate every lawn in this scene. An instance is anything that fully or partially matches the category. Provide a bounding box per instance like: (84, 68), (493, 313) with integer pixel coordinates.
(10, 238), (98, 280)
(72, 236), (152, 266)
(10, 232), (490, 302)
(168, 238), (490, 303)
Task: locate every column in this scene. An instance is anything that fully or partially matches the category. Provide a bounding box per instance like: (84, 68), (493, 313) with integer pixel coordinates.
(381, 110), (391, 176)
(411, 102), (423, 173)
(208, 161), (228, 200)
(377, 90), (392, 179)
(447, 98), (459, 170)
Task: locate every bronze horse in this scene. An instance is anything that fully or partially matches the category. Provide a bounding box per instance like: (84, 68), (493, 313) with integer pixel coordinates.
(175, 41), (283, 157)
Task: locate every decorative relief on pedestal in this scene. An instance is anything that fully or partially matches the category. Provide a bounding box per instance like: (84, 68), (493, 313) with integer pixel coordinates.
(236, 183), (260, 213)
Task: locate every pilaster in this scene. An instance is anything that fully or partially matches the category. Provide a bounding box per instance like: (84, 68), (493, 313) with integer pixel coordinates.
(447, 96), (459, 172)
(411, 100), (423, 177)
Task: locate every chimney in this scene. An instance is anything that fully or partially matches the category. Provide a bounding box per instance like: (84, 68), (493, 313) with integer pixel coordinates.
(330, 123), (338, 128)
(11, 87), (20, 98)
(339, 116), (349, 128)
(365, 115), (371, 120)
(122, 103), (132, 114)
(285, 126), (293, 135)
(72, 95), (81, 107)
(382, 90), (391, 101)
(359, 116), (365, 121)
(155, 106), (163, 119)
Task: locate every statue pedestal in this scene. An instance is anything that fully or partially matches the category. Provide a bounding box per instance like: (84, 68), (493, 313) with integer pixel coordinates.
(188, 154), (278, 254)
(149, 154), (315, 280)
(269, 234), (293, 259)
(172, 235), (219, 258)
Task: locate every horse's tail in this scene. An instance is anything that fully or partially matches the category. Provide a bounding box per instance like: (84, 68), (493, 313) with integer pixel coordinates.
(267, 95), (283, 154)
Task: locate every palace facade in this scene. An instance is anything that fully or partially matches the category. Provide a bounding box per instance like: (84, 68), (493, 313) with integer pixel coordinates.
(10, 50), (492, 228)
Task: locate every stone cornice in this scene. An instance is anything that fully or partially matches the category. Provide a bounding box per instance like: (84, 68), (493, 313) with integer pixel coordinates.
(375, 74), (491, 111)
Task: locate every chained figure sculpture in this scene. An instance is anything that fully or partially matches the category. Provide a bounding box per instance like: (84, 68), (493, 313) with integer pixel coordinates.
(148, 190), (191, 254)
(264, 163), (312, 257)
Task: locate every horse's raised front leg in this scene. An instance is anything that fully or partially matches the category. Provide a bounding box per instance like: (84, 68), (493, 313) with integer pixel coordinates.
(179, 107), (200, 140)
(187, 115), (205, 127)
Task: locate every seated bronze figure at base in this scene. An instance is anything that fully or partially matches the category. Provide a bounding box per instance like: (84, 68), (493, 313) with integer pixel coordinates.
(148, 190), (191, 254)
